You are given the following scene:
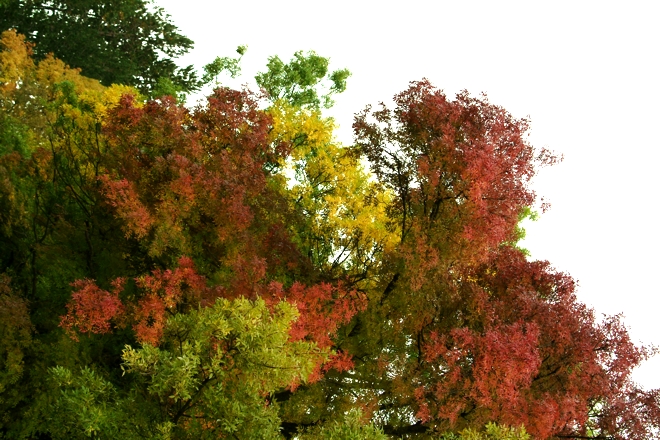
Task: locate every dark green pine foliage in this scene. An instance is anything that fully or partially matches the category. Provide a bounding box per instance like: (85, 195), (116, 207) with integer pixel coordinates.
(0, 0), (197, 96)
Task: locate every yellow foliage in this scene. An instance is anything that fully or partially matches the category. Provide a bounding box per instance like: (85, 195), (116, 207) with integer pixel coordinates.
(268, 99), (334, 159)
(268, 100), (398, 286)
(0, 30), (34, 91)
(34, 55), (103, 96)
(90, 84), (143, 118)
(0, 29), (141, 163)
(1, 29), (141, 122)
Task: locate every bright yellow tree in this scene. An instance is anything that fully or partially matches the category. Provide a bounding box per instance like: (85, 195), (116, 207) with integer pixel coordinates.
(268, 99), (397, 290)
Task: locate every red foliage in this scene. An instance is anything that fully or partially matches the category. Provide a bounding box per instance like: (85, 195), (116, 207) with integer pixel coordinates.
(348, 77), (659, 433)
(268, 281), (366, 349)
(349, 82), (660, 437)
(98, 177), (154, 239)
(353, 79), (558, 265)
(62, 88), (346, 353)
(135, 256), (209, 309)
(131, 256), (212, 344)
(132, 294), (166, 346)
(61, 257), (220, 345)
(97, 90), (306, 318)
(404, 246), (658, 438)
(60, 254), (365, 355)
(265, 281), (367, 380)
(420, 323), (541, 425)
(100, 90), (286, 264)
(60, 278), (125, 340)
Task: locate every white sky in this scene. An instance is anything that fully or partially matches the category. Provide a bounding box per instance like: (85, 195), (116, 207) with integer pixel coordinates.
(155, 0), (660, 389)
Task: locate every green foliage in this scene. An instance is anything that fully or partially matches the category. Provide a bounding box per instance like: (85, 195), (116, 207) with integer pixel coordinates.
(0, 0), (197, 96)
(440, 423), (530, 440)
(201, 45), (247, 86)
(151, 77), (187, 103)
(47, 366), (151, 440)
(0, 275), (33, 432)
(505, 206), (539, 256)
(44, 297), (324, 439)
(296, 409), (388, 440)
(0, 30), (144, 434)
(256, 50), (350, 109)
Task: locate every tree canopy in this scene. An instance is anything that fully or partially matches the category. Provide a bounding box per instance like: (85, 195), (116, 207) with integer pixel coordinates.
(0, 28), (659, 439)
(0, 0), (197, 96)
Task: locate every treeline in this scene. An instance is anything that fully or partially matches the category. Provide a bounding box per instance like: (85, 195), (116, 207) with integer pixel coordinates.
(1, 2), (659, 438)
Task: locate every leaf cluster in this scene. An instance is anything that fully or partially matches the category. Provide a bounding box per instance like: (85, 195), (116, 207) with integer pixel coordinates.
(201, 45), (247, 86)
(256, 50), (350, 109)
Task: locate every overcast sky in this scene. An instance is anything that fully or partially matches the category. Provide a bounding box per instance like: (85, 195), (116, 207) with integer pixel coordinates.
(155, 0), (660, 389)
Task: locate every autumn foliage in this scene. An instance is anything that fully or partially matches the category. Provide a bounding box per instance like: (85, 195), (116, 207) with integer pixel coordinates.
(0, 29), (658, 439)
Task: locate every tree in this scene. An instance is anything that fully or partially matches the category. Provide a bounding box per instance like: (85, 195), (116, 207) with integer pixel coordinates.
(0, 0), (196, 96)
(256, 50), (350, 109)
(275, 80), (659, 438)
(0, 30), (144, 436)
(0, 29), (137, 306)
(1, 31), (659, 439)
